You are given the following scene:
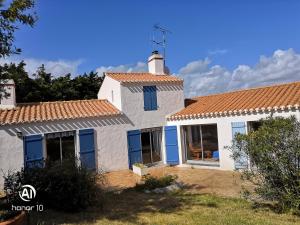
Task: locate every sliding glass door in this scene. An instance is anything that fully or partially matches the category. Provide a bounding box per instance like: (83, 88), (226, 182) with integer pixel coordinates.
(183, 124), (219, 162)
(141, 128), (162, 164)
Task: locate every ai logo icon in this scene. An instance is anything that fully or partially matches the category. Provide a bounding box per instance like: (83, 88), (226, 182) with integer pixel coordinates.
(19, 185), (36, 202)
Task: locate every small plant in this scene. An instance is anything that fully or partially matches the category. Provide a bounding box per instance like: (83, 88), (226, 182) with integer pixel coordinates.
(133, 163), (146, 168)
(135, 175), (178, 191)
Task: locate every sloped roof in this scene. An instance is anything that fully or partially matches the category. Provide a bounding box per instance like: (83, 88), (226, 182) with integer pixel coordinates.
(169, 81), (300, 120)
(106, 72), (183, 83)
(0, 99), (121, 125)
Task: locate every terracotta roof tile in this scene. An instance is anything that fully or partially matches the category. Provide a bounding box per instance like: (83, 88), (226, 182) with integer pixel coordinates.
(106, 72), (183, 83)
(170, 81), (300, 120)
(0, 99), (121, 125)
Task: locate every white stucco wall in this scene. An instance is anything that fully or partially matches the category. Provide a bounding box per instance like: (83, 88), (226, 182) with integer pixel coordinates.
(0, 115), (131, 188)
(0, 129), (24, 184)
(166, 109), (300, 171)
(120, 82), (185, 130)
(98, 76), (122, 110)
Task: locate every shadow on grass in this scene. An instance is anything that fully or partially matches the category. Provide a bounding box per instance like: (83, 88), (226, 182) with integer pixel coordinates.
(28, 188), (184, 225)
(250, 201), (289, 214)
(28, 189), (300, 225)
(177, 192), (219, 209)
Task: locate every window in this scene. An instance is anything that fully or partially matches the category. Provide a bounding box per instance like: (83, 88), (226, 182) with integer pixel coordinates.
(184, 124), (219, 162)
(248, 121), (262, 132)
(46, 131), (75, 164)
(143, 86), (157, 111)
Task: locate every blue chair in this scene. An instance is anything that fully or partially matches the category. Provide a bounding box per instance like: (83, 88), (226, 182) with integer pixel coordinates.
(212, 150), (219, 159)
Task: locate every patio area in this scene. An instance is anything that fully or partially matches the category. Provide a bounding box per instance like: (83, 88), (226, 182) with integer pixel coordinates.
(102, 166), (247, 198)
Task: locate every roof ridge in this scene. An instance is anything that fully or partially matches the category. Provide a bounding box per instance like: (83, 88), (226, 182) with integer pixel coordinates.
(106, 72), (177, 76)
(16, 99), (108, 106)
(105, 72), (183, 83)
(106, 72), (150, 74)
(192, 81), (300, 100)
(0, 98), (120, 125)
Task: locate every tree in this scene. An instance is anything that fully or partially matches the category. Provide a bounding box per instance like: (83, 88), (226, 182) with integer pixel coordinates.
(0, 61), (35, 102)
(51, 74), (77, 101)
(0, 0), (36, 58)
(0, 0), (37, 98)
(32, 64), (53, 101)
(230, 116), (300, 212)
(72, 71), (103, 100)
(2, 61), (104, 102)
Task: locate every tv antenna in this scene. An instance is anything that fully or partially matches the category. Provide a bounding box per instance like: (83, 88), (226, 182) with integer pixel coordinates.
(151, 24), (172, 65)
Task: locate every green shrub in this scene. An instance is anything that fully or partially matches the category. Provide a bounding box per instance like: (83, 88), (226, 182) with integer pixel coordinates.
(230, 116), (300, 212)
(4, 159), (103, 212)
(135, 175), (177, 191)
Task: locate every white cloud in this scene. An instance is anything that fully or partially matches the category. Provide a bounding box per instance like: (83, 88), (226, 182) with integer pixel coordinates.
(179, 58), (211, 74)
(178, 48), (300, 97)
(0, 57), (82, 77)
(95, 62), (147, 75)
(2, 49), (299, 98)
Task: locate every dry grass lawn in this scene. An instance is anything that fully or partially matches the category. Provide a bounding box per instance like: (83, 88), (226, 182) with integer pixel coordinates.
(103, 166), (249, 197)
(29, 190), (300, 225)
(29, 167), (300, 225)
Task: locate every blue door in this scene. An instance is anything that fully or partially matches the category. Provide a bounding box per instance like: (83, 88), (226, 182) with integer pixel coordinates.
(231, 122), (248, 169)
(165, 126), (179, 165)
(79, 129), (96, 170)
(127, 130), (142, 168)
(24, 134), (44, 168)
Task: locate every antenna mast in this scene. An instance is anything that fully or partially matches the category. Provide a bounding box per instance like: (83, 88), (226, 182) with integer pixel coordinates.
(151, 24), (172, 66)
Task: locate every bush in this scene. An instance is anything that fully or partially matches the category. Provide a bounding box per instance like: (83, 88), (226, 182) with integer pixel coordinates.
(3, 159), (103, 212)
(135, 175), (177, 191)
(230, 116), (300, 212)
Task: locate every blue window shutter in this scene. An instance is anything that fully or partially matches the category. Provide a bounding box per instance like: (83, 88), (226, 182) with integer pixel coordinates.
(231, 122), (248, 169)
(232, 122), (247, 137)
(143, 86), (151, 111)
(150, 86), (158, 110)
(165, 126), (179, 165)
(24, 134), (44, 168)
(143, 86), (157, 111)
(79, 129), (96, 170)
(127, 130), (142, 168)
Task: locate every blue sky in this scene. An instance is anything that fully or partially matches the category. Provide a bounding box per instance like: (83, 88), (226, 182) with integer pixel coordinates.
(2, 0), (300, 96)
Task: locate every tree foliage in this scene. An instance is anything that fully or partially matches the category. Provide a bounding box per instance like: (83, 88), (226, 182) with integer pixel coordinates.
(0, 0), (37, 98)
(230, 116), (300, 212)
(1, 62), (103, 102)
(0, 0), (36, 58)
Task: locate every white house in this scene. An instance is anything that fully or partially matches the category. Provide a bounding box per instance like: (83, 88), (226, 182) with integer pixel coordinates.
(166, 83), (300, 170)
(0, 51), (299, 188)
(0, 51), (184, 187)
